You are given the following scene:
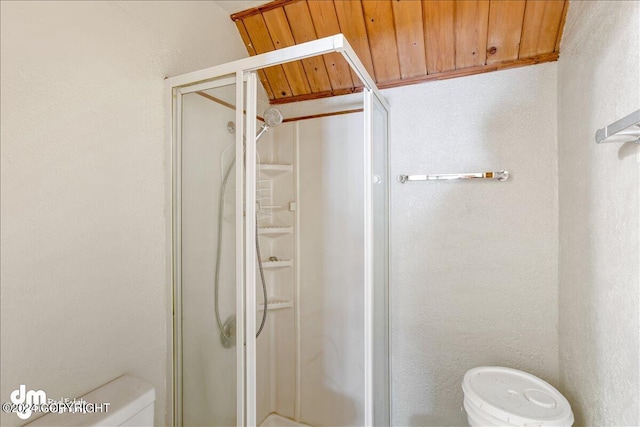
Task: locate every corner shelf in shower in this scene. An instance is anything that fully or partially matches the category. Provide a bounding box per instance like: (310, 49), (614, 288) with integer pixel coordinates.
(257, 298), (293, 312)
(258, 164), (293, 178)
(262, 259), (293, 269)
(258, 226), (293, 237)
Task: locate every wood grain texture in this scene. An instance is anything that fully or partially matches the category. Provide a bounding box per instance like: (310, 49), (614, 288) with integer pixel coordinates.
(242, 13), (292, 98)
(282, 108), (363, 123)
(270, 51), (558, 104)
(334, 0), (376, 84)
(283, 1), (332, 93)
(195, 91), (266, 122)
(486, 0), (526, 64)
(231, 0), (300, 21)
(392, 0), (427, 79)
(378, 52), (558, 87)
(263, 7), (312, 95)
(423, 0), (456, 74)
(269, 87), (362, 105)
(362, 0), (401, 83)
(455, 0), (490, 69)
(306, 0), (354, 90)
(519, 0), (565, 58)
(554, 0), (569, 53)
(196, 88), (362, 123)
(233, 0), (566, 103)
(235, 20), (275, 99)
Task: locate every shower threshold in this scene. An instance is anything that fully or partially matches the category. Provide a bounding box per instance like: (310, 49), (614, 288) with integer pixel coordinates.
(259, 413), (312, 427)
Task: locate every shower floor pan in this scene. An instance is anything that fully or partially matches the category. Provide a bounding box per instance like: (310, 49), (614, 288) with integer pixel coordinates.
(259, 413), (311, 427)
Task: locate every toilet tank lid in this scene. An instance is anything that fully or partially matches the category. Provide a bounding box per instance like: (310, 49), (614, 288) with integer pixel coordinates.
(26, 374), (155, 426)
(462, 367), (573, 427)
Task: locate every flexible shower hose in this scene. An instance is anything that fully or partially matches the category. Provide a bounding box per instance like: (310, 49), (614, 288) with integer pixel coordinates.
(214, 153), (268, 343)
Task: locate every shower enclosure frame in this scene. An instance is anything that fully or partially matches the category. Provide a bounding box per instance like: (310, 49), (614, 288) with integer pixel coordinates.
(166, 34), (390, 426)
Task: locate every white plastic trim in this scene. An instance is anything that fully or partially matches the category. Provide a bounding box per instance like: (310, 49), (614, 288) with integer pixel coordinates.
(178, 77), (237, 95)
(363, 89), (374, 427)
(172, 89), (183, 427)
(337, 39), (390, 111)
(166, 36), (340, 89)
(235, 71), (246, 427)
(294, 121), (302, 423)
(245, 72), (258, 427)
(165, 34), (388, 111)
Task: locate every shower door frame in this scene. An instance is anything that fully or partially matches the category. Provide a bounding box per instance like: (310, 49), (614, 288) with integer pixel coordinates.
(166, 34), (390, 426)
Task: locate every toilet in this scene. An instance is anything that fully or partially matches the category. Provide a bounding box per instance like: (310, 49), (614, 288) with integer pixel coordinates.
(462, 367), (573, 426)
(26, 374), (155, 426)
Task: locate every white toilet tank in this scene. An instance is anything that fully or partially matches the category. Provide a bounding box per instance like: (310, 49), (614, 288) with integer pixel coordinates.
(26, 374), (155, 426)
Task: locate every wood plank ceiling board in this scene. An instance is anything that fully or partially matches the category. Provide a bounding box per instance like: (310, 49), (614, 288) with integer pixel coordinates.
(230, 0), (568, 104)
(361, 0), (401, 83)
(305, 0), (354, 91)
(519, 0), (566, 58)
(455, 0), (490, 69)
(282, 1), (333, 93)
(422, 0), (456, 74)
(333, 0), (377, 85)
(486, 0), (527, 64)
(242, 13), (293, 98)
(392, 0), (427, 79)
(555, 1), (569, 53)
(262, 7), (312, 95)
(235, 20), (275, 99)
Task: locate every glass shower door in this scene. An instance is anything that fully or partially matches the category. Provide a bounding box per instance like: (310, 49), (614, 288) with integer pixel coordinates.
(175, 73), (247, 427)
(365, 89), (390, 426)
(174, 69), (267, 427)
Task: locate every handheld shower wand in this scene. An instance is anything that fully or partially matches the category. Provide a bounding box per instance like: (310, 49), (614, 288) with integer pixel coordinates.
(215, 107), (284, 348)
(255, 107), (284, 141)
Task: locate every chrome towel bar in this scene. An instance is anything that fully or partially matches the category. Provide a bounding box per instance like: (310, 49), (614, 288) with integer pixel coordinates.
(397, 170), (509, 183)
(595, 109), (640, 144)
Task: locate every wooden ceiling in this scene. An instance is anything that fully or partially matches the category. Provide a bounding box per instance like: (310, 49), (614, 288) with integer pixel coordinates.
(231, 0), (568, 104)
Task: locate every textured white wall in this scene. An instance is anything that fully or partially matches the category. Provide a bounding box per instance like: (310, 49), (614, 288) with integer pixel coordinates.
(387, 63), (559, 426)
(558, 1), (640, 425)
(0, 2), (246, 425)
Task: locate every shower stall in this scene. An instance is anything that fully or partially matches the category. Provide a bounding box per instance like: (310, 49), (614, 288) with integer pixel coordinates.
(167, 35), (389, 426)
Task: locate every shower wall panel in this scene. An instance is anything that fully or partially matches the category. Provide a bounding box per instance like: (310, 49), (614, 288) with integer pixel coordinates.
(255, 124), (297, 423)
(298, 113), (366, 426)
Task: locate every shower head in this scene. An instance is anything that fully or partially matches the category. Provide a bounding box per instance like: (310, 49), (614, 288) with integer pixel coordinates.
(263, 107), (283, 127)
(256, 107), (283, 141)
